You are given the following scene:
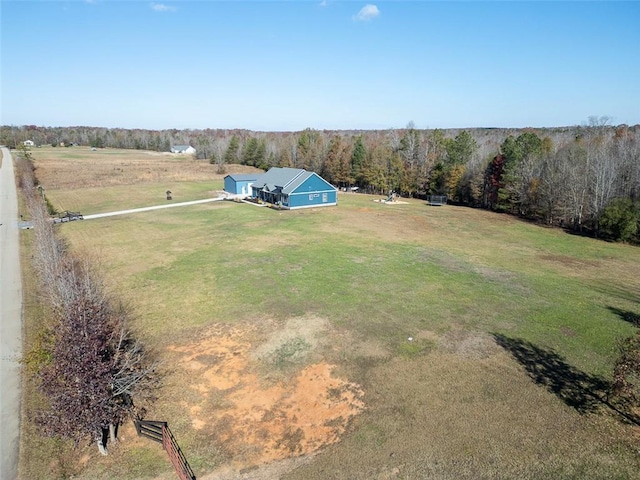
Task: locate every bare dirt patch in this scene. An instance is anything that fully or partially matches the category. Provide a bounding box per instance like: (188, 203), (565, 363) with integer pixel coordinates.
(166, 320), (365, 476)
(540, 254), (601, 270)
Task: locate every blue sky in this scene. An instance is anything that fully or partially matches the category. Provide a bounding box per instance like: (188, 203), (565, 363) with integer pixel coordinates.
(1, 1), (639, 131)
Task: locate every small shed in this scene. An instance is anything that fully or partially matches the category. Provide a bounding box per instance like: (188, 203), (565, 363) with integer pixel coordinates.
(223, 174), (260, 196)
(171, 145), (196, 154)
(250, 167), (337, 209)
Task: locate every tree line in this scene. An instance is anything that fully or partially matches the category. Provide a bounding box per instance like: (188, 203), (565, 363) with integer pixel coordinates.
(3, 118), (639, 241)
(17, 147), (158, 455)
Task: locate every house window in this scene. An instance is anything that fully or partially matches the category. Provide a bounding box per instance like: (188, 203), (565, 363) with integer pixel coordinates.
(309, 194), (314, 200)
(322, 193), (328, 202)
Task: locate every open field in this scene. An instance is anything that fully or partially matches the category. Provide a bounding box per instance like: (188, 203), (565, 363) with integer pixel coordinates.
(27, 146), (259, 214)
(19, 147), (640, 479)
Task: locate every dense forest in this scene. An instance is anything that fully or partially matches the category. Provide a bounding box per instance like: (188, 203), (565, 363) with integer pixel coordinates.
(2, 118), (639, 242)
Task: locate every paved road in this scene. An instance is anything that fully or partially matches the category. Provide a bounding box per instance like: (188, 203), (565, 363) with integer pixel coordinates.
(0, 147), (23, 480)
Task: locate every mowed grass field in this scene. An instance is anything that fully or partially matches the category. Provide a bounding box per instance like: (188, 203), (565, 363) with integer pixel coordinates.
(20, 146), (640, 479)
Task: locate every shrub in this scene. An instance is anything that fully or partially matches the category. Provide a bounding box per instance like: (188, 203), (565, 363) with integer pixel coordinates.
(612, 333), (640, 410)
(272, 337), (311, 368)
(598, 197), (640, 242)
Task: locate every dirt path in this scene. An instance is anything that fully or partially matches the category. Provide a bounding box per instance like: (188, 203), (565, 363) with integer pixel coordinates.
(0, 146), (23, 480)
(82, 195), (234, 220)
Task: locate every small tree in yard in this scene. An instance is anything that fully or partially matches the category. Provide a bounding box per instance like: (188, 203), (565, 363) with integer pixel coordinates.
(36, 257), (158, 454)
(37, 263), (118, 453)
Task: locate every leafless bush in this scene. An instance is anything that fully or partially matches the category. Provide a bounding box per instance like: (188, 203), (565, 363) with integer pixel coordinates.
(19, 154), (159, 455)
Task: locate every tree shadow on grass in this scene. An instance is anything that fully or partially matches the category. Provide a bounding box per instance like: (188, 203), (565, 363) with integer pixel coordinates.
(607, 306), (640, 327)
(492, 333), (640, 425)
(593, 284), (640, 306)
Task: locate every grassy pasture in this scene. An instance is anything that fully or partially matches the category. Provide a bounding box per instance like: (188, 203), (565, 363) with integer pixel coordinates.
(28, 146), (258, 214)
(20, 147), (640, 479)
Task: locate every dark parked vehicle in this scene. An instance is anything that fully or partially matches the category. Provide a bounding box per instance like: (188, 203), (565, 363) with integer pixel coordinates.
(52, 211), (84, 224)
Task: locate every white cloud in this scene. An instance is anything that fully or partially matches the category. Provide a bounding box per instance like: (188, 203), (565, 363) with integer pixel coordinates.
(150, 3), (176, 12)
(354, 4), (379, 21)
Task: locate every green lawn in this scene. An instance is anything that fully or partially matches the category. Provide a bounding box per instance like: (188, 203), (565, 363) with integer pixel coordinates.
(63, 194), (637, 371)
(45, 180), (221, 214)
(21, 188), (640, 479)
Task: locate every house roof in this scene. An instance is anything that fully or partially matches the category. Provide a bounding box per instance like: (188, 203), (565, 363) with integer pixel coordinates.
(282, 171), (315, 194)
(252, 167), (338, 195)
(251, 168), (307, 193)
(225, 174), (260, 182)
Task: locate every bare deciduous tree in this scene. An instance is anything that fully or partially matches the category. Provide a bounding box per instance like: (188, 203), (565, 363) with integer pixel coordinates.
(17, 154), (159, 456)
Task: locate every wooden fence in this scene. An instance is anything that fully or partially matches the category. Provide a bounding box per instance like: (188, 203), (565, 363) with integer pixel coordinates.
(134, 420), (196, 480)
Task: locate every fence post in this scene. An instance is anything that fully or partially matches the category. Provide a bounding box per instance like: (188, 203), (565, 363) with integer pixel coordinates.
(134, 419), (196, 480)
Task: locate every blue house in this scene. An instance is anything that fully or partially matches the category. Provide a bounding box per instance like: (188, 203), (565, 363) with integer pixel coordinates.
(250, 167), (337, 209)
(223, 174), (260, 196)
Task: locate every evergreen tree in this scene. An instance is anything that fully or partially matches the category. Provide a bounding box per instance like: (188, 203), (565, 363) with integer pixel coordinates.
(351, 136), (367, 186)
(278, 147), (294, 168)
(599, 198), (640, 242)
(224, 135), (240, 164)
(428, 162), (447, 195)
(323, 135), (348, 185)
(445, 130), (477, 166)
(242, 137), (258, 166)
(254, 139), (267, 170)
(364, 144), (389, 194)
(497, 132), (544, 214)
(297, 128), (324, 172)
(90, 135), (104, 149)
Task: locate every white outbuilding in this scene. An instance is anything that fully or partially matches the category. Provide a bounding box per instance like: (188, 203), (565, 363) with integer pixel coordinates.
(170, 145), (196, 154)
